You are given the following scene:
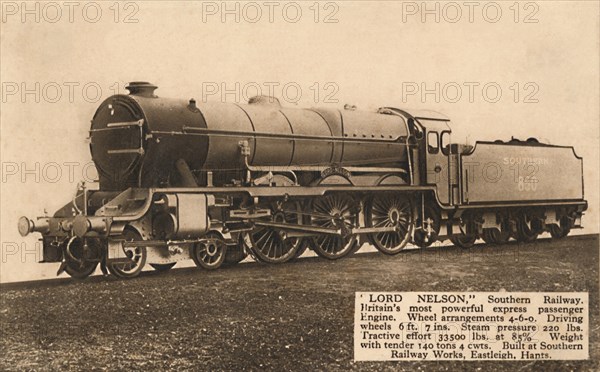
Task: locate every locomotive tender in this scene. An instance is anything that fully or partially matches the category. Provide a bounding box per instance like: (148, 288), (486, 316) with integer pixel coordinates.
(18, 82), (587, 279)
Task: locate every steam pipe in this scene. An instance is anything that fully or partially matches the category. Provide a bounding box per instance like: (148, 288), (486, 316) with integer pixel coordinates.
(176, 159), (198, 187)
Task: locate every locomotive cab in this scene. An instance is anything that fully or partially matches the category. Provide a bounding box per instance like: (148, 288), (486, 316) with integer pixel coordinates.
(403, 111), (455, 206)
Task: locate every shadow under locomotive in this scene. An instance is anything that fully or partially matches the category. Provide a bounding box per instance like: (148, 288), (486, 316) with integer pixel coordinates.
(18, 82), (588, 279)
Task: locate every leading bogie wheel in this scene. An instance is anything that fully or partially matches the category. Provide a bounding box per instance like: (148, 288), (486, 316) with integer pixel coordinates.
(191, 232), (226, 270)
(107, 228), (147, 279)
(63, 237), (100, 279)
(65, 260), (98, 279)
(366, 194), (413, 255)
(223, 236), (249, 266)
(308, 193), (358, 260)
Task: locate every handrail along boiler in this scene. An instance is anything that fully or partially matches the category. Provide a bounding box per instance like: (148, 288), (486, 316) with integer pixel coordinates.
(18, 82), (588, 278)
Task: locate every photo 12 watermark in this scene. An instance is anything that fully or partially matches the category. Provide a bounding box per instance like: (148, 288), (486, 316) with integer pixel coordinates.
(400, 1), (540, 24)
(2, 241), (42, 264)
(200, 1), (340, 23)
(200, 81), (340, 104)
(401, 82), (540, 104)
(2, 161), (98, 184)
(1, 1), (140, 23)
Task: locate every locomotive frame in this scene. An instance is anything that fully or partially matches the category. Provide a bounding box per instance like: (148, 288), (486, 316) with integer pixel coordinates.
(18, 82), (587, 279)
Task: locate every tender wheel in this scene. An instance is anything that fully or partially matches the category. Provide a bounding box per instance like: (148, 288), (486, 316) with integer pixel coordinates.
(191, 232), (226, 270)
(245, 201), (303, 263)
(413, 203), (441, 248)
(107, 228), (147, 279)
(366, 194), (413, 254)
(550, 216), (572, 239)
(483, 220), (511, 245)
(451, 234), (477, 249)
(493, 228), (511, 244)
(450, 214), (477, 249)
(481, 228), (497, 244)
(63, 237), (99, 279)
(516, 212), (541, 243)
(150, 263), (176, 272)
(492, 218), (511, 244)
(492, 219), (512, 244)
(308, 193), (358, 260)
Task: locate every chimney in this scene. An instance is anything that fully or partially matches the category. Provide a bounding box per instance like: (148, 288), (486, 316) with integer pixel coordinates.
(125, 81), (158, 98)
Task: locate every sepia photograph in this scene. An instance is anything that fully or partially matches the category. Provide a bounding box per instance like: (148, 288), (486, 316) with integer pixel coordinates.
(1, 1), (598, 370)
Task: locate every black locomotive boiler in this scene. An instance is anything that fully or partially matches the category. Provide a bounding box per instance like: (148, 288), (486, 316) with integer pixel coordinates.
(18, 82), (588, 279)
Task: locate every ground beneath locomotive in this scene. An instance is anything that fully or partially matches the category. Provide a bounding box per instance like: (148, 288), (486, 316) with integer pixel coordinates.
(1, 235), (598, 371)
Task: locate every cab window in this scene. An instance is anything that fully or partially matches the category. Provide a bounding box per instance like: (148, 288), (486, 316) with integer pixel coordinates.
(441, 131), (451, 155)
(427, 131), (439, 154)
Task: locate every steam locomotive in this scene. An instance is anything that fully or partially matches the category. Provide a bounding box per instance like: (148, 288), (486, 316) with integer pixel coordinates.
(18, 82), (587, 279)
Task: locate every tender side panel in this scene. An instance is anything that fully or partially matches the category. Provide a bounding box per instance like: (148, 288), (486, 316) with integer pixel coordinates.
(460, 143), (583, 203)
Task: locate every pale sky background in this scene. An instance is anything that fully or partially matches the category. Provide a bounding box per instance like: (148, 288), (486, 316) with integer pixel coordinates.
(1, 1), (598, 283)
